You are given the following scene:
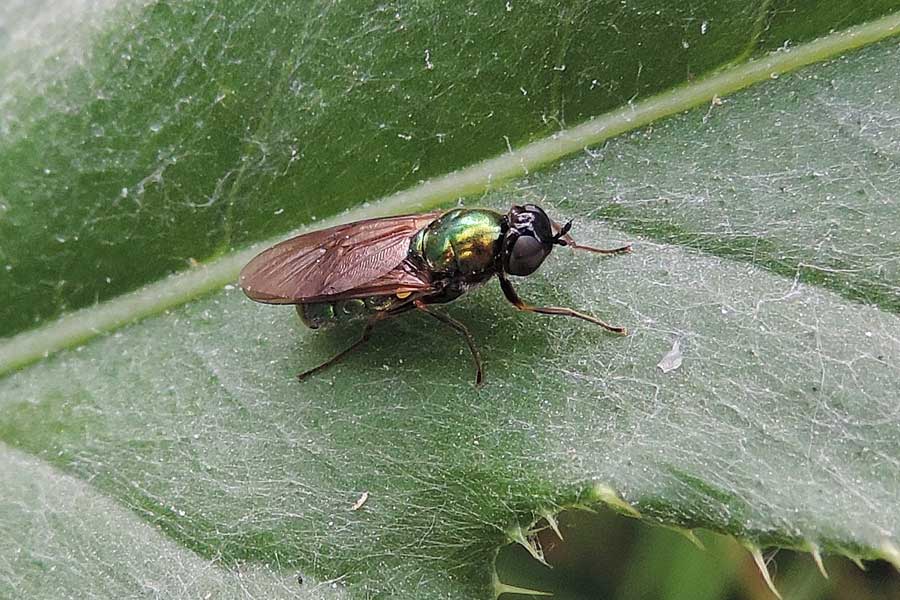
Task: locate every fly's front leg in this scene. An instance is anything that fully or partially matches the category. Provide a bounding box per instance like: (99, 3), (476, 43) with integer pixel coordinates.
(498, 275), (627, 335)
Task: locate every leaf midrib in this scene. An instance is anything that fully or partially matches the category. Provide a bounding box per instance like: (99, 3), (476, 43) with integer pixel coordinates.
(1, 11), (898, 377)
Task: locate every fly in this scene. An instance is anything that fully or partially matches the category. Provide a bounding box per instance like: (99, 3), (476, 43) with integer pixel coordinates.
(239, 204), (631, 385)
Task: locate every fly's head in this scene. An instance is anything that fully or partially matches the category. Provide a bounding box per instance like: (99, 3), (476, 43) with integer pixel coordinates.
(501, 204), (572, 277)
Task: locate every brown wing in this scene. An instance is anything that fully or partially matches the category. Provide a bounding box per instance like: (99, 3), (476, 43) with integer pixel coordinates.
(308, 257), (437, 302)
(239, 211), (442, 304)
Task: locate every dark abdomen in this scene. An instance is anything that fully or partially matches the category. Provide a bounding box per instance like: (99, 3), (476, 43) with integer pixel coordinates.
(296, 295), (408, 329)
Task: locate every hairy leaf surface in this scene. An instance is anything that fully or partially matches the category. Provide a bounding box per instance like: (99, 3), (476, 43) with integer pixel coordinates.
(1, 6), (899, 600)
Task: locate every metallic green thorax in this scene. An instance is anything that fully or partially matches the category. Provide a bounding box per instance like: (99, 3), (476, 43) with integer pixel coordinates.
(410, 208), (504, 275)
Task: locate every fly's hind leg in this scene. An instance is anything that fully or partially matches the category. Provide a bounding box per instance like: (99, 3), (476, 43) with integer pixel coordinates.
(499, 275), (627, 335)
(414, 300), (484, 387)
(297, 320), (376, 382)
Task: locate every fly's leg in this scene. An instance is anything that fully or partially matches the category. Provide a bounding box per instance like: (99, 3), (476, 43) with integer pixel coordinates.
(499, 275), (627, 335)
(551, 218), (632, 255)
(297, 321), (375, 382)
(414, 300), (484, 387)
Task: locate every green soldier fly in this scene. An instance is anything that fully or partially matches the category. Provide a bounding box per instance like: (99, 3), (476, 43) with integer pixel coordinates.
(239, 204), (631, 385)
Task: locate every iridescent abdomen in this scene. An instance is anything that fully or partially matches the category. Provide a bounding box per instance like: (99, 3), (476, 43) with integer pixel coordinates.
(411, 208), (504, 276)
(297, 295), (400, 329)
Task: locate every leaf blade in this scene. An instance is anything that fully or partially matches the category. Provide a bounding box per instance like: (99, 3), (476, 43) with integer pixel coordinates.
(2, 10), (900, 600)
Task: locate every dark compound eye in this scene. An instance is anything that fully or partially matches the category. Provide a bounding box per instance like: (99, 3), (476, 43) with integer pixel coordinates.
(507, 234), (549, 276)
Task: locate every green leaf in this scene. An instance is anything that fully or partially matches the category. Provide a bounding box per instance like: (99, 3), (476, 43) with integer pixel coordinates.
(2, 6), (900, 600)
(0, 447), (345, 599)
